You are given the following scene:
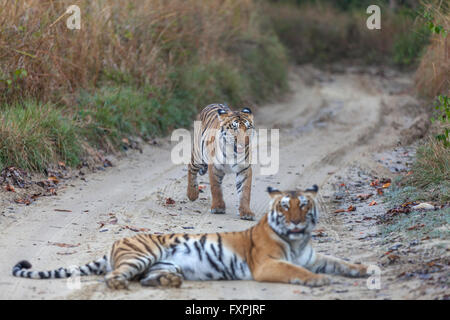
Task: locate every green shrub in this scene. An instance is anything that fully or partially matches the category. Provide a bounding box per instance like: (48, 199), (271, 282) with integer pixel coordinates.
(0, 101), (81, 171)
(173, 61), (248, 108)
(236, 35), (289, 102)
(384, 138), (450, 206)
(75, 85), (197, 151)
(393, 25), (431, 67)
(409, 139), (450, 200)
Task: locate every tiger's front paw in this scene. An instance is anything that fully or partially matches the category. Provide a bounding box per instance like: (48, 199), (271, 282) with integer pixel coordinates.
(239, 208), (255, 221)
(105, 274), (129, 290)
(294, 275), (330, 287)
(187, 184), (199, 201)
(352, 264), (370, 278)
(211, 206), (226, 214)
(211, 200), (226, 214)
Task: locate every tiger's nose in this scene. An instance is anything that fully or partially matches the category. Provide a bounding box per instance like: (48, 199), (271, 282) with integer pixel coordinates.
(291, 218), (303, 225)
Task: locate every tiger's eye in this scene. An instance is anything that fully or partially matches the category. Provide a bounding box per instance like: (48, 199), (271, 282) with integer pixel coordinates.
(299, 195), (308, 208)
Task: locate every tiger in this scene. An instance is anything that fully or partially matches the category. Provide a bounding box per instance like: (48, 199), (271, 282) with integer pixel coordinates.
(187, 103), (256, 220)
(12, 185), (369, 289)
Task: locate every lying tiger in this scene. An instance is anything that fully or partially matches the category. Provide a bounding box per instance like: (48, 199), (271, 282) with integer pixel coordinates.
(187, 103), (256, 220)
(12, 185), (368, 289)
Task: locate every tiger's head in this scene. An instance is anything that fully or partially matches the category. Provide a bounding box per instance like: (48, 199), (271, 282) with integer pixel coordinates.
(217, 107), (254, 155)
(266, 185), (319, 241)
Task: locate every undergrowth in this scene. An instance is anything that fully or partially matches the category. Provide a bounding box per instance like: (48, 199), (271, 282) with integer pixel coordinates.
(264, 0), (430, 67)
(381, 207), (449, 240)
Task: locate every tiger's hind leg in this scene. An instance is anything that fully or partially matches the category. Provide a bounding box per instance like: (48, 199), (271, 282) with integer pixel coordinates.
(209, 164), (226, 214)
(105, 254), (152, 290)
(140, 262), (183, 288)
(310, 254), (369, 278)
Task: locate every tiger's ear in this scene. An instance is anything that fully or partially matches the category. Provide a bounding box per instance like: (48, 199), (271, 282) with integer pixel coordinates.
(217, 109), (230, 122)
(267, 186), (282, 198)
(241, 107), (254, 123)
(304, 184), (319, 196)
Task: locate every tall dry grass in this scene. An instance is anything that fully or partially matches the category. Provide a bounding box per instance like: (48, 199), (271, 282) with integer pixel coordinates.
(415, 1), (449, 97)
(0, 0), (288, 172)
(0, 0), (256, 104)
(407, 2), (449, 204)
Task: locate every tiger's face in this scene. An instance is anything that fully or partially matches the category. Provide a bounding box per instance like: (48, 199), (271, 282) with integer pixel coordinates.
(217, 108), (254, 154)
(267, 185), (319, 241)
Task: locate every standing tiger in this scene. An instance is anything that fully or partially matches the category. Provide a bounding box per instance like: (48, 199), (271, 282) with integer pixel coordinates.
(12, 185), (369, 289)
(187, 103), (256, 220)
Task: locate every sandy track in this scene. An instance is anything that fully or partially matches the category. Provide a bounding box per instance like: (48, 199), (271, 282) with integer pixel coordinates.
(0, 65), (427, 299)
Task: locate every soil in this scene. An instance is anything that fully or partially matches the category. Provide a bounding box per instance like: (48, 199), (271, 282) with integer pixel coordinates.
(0, 65), (447, 300)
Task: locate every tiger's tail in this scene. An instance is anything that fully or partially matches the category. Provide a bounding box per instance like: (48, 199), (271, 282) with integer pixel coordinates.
(12, 255), (109, 279)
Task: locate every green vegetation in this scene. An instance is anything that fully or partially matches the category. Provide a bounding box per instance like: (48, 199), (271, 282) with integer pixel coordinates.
(406, 2), (449, 202)
(408, 140), (450, 202)
(381, 206), (449, 240)
(393, 25), (431, 67)
(415, 1), (449, 98)
(0, 102), (81, 171)
(380, 2), (449, 241)
(382, 137), (449, 240)
(75, 86), (195, 151)
(264, 0), (430, 67)
(431, 95), (450, 147)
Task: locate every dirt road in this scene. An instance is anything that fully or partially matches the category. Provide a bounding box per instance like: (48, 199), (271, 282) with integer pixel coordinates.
(0, 65), (443, 299)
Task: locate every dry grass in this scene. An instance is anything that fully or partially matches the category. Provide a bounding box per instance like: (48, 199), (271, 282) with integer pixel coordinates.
(0, 0), (288, 172)
(0, 0), (257, 104)
(410, 137), (450, 188)
(415, 1), (450, 97)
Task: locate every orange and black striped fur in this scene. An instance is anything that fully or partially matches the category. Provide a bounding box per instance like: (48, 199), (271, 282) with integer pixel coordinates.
(187, 103), (256, 220)
(12, 185), (368, 289)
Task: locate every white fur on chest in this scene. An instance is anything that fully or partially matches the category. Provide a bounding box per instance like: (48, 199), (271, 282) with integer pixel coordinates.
(291, 243), (316, 268)
(215, 162), (248, 174)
